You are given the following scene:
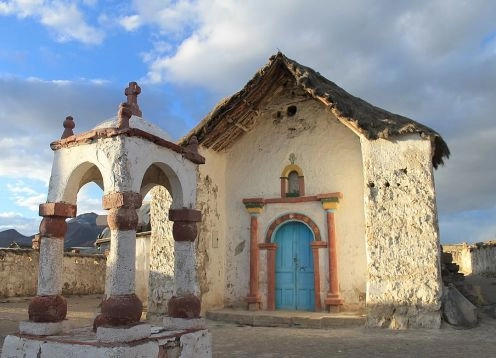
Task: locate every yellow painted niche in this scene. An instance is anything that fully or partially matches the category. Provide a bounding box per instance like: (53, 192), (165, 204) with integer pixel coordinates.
(280, 164), (304, 178)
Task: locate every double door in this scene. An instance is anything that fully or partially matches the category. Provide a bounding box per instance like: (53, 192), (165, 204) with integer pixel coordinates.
(274, 222), (315, 311)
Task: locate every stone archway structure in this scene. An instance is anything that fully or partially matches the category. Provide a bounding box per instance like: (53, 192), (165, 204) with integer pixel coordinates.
(23, 82), (205, 339)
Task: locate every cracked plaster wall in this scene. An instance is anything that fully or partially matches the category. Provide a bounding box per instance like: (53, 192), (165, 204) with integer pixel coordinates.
(195, 148), (227, 311)
(147, 186), (174, 318)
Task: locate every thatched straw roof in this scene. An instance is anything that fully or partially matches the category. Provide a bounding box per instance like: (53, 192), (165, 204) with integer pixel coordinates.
(180, 52), (449, 168)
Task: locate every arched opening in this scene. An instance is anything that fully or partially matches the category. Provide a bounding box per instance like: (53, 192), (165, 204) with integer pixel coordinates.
(280, 164), (305, 197)
(57, 164), (107, 296)
(138, 163), (177, 319)
(287, 171), (300, 196)
(60, 163), (106, 253)
(65, 181), (106, 252)
(62, 162), (104, 205)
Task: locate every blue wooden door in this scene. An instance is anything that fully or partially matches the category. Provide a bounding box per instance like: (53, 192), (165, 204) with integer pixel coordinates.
(274, 222), (314, 310)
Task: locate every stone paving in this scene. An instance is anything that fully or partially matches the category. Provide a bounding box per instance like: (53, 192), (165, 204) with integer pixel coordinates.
(2, 295), (496, 357)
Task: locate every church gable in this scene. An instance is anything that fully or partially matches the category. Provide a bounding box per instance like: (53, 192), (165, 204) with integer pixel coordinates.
(181, 52), (449, 168)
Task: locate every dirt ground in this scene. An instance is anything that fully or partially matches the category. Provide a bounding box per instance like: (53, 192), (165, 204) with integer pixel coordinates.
(1, 294), (496, 357)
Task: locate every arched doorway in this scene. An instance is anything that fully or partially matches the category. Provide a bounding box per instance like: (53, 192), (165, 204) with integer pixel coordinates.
(274, 221), (315, 311)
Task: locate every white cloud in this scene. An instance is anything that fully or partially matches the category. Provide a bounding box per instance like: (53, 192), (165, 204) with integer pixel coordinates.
(6, 181), (46, 212)
(119, 14), (141, 31)
(0, 137), (52, 183)
(126, 0), (199, 35)
(0, 211), (40, 236)
(0, 0), (104, 44)
(76, 183), (105, 215)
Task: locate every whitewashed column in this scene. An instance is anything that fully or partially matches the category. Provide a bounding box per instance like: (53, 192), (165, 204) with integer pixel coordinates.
(167, 208), (202, 318)
(26, 202), (76, 332)
(93, 191), (143, 329)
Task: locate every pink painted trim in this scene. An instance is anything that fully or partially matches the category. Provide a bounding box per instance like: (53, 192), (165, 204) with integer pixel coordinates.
(299, 176), (305, 197)
(39, 202), (77, 218)
(242, 192), (342, 205)
(280, 177), (287, 197)
(261, 244), (277, 310)
(248, 215), (260, 307)
(325, 210), (344, 309)
(265, 213), (321, 243)
(311, 243), (322, 311)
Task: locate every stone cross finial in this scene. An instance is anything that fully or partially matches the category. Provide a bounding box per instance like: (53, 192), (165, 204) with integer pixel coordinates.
(124, 82), (142, 117)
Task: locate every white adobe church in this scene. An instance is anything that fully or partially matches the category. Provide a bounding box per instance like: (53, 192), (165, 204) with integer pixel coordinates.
(5, 51), (452, 357)
(156, 52), (449, 329)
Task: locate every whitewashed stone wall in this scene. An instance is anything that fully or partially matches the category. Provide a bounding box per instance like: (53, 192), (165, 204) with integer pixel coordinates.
(0, 249), (106, 297)
(147, 186), (174, 318)
(361, 135), (442, 328)
(135, 232), (151, 307)
(195, 149), (227, 311)
(444, 242), (496, 275)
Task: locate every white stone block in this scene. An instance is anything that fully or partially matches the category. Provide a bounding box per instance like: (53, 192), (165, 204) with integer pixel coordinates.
(96, 323), (151, 343)
(41, 340), (159, 358)
(19, 321), (63, 336)
(179, 329), (212, 358)
(163, 317), (206, 330)
(1, 335), (42, 358)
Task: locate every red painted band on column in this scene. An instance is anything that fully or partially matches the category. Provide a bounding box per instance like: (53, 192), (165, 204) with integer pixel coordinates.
(93, 293), (143, 330)
(172, 221), (198, 242)
(39, 202), (77, 218)
(169, 209), (202, 242)
(39, 217), (67, 238)
(107, 207), (139, 231)
(102, 192), (142, 210)
(246, 214), (261, 310)
(28, 294), (67, 322)
(325, 210), (344, 308)
(167, 294), (201, 318)
(169, 208), (202, 222)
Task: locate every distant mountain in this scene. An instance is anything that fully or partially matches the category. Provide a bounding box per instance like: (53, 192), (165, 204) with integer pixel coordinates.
(0, 229), (33, 248)
(0, 212), (106, 249)
(64, 212), (106, 249)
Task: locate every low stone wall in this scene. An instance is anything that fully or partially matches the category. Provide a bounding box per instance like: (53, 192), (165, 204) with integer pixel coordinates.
(443, 242), (496, 275)
(0, 248), (106, 297)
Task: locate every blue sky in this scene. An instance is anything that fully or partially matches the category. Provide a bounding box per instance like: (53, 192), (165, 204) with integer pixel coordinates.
(0, 0), (495, 244)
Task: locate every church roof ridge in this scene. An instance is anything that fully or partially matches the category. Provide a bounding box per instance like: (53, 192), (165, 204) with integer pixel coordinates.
(180, 52), (449, 168)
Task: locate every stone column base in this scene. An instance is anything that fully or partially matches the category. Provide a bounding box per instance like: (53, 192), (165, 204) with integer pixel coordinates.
(246, 296), (261, 311)
(28, 294), (67, 322)
(325, 294), (344, 313)
(168, 294), (201, 318)
(2, 328), (212, 358)
(19, 321), (63, 336)
(93, 293), (143, 330)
